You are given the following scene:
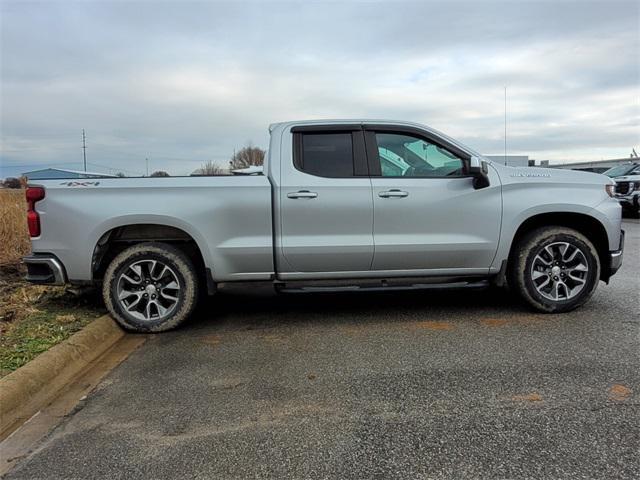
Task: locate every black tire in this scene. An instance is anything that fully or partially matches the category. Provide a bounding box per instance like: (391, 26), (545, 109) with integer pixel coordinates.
(102, 242), (199, 332)
(508, 227), (600, 313)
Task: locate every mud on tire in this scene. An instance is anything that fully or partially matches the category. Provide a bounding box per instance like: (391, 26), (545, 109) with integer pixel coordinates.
(102, 242), (199, 332)
(508, 227), (600, 313)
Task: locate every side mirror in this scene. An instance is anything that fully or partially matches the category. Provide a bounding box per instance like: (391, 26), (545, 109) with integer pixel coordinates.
(469, 156), (490, 189)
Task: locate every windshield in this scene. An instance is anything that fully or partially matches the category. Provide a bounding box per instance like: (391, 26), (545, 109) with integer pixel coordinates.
(604, 163), (638, 177)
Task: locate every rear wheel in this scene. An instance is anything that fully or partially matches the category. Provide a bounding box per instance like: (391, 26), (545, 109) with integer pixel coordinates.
(508, 227), (600, 313)
(103, 242), (199, 332)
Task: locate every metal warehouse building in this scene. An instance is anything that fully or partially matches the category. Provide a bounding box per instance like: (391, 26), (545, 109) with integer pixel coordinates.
(485, 155), (532, 167)
(548, 158), (635, 173)
(22, 168), (117, 180)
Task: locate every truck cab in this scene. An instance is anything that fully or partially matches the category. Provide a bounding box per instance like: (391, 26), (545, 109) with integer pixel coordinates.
(269, 120), (501, 279)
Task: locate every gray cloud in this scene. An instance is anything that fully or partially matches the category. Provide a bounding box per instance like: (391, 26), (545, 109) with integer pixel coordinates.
(1, 0), (638, 177)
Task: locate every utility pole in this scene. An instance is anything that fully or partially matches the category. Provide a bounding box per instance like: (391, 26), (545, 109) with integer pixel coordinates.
(504, 86), (507, 166)
(82, 129), (87, 171)
(145, 158), (149, 176)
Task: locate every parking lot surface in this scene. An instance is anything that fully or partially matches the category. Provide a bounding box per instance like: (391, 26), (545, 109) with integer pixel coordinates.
(6, 221), (639, 480)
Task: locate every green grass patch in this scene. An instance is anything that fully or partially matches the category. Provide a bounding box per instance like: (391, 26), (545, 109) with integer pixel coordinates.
(0, 287), (105, 377)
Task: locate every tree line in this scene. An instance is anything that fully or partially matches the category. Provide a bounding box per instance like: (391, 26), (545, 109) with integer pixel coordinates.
(191, 144), (265, 176)
(150, 143), (265, 177)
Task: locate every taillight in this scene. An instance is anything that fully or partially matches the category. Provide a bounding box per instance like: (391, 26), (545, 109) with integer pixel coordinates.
(26, 186), (45, 237)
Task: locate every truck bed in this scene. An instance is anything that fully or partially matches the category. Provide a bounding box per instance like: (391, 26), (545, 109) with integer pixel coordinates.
(30, 175), (274, 282)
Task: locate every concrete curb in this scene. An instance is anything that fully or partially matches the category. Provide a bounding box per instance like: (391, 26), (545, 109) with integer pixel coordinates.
(0, 315), (125, 439)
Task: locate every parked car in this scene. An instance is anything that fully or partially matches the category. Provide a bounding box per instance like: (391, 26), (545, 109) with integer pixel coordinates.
(603, 162), (639, 178)
(612, 165), (640, 216)
(23, 120), (624, 332)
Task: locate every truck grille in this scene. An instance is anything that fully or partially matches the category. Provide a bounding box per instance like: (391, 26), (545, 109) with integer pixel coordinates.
(615, 182), (630, 194)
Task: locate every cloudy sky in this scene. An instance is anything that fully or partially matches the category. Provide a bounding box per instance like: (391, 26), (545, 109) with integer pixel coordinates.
(1, 0), (638, 177)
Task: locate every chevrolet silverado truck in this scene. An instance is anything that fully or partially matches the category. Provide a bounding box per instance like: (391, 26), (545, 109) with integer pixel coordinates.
(23, 120), (624, 332)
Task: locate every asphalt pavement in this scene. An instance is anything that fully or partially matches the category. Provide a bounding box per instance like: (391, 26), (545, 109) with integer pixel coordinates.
(5, 221), (639, 480)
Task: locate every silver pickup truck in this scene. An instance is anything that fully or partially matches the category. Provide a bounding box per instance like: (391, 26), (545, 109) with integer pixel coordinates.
(24, 120), (624, 332)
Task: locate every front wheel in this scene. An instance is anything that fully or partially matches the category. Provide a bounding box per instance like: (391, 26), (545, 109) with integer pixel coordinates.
(508, 227), (600, 313)
(102, 242), (199, 332)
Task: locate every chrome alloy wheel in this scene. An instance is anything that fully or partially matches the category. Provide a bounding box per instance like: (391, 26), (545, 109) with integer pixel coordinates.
(116, 259), (180, 321)
(530, 241), (589, 301)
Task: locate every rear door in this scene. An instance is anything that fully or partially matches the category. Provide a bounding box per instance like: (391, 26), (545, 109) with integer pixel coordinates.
(278, 125), (374, 274)
(365, 126), (501, 274)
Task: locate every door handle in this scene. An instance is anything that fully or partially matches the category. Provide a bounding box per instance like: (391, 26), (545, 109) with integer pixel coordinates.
(287, 190), (318, 199)
(378, 189), (409, 198)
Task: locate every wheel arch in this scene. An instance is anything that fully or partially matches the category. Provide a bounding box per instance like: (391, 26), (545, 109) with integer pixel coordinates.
(507, 212), (609, 281)
(91, 218), (214, 293)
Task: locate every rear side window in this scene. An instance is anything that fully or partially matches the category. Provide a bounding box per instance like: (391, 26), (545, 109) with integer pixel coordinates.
(295, 132), (354, 178)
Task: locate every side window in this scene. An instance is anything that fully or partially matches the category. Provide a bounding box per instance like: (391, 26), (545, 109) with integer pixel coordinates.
(375, 132), (465, 177)
(295, 132), (355, 178)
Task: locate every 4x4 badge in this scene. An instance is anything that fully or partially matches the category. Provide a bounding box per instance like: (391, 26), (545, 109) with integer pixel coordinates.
(59, 181), (101, 186)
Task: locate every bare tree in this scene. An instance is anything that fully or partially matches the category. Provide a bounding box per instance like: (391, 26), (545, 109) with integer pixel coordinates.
(150, 170), (170, 177)
(2, 177), (22, 189)
(115, 172), (126, 177)
(192, 161), (225, 176)
(229, 144), (265, 170)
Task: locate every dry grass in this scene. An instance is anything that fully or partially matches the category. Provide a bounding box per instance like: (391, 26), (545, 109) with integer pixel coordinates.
(0, 189), (31, 265)
(0, 189), (104, 377)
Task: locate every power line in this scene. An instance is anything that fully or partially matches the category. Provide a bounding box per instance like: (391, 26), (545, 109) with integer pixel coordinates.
(86, 162), (143, 176)
(82, 129), (87, 172)
(504, 86), (507, 166)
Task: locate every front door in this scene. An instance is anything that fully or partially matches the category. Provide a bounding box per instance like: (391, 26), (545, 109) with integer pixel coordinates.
(278, 126), (374, 274)
(365, 127), (501, 274)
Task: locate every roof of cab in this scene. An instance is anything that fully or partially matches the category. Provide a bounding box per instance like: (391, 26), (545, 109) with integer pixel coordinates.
(268, 119), (482, 158)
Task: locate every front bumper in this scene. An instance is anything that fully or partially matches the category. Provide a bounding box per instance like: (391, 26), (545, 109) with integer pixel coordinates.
(616, 194), (639, 209)
(604, 230), (624, 280)
(614, 183), (639, 209)
(23, 254), (67, 285)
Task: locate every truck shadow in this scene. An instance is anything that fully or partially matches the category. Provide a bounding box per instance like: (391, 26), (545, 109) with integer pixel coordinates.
(187, 284), (528, 332)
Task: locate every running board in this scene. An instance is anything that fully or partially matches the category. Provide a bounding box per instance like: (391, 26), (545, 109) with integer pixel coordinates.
(275, 279), (489, 294)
